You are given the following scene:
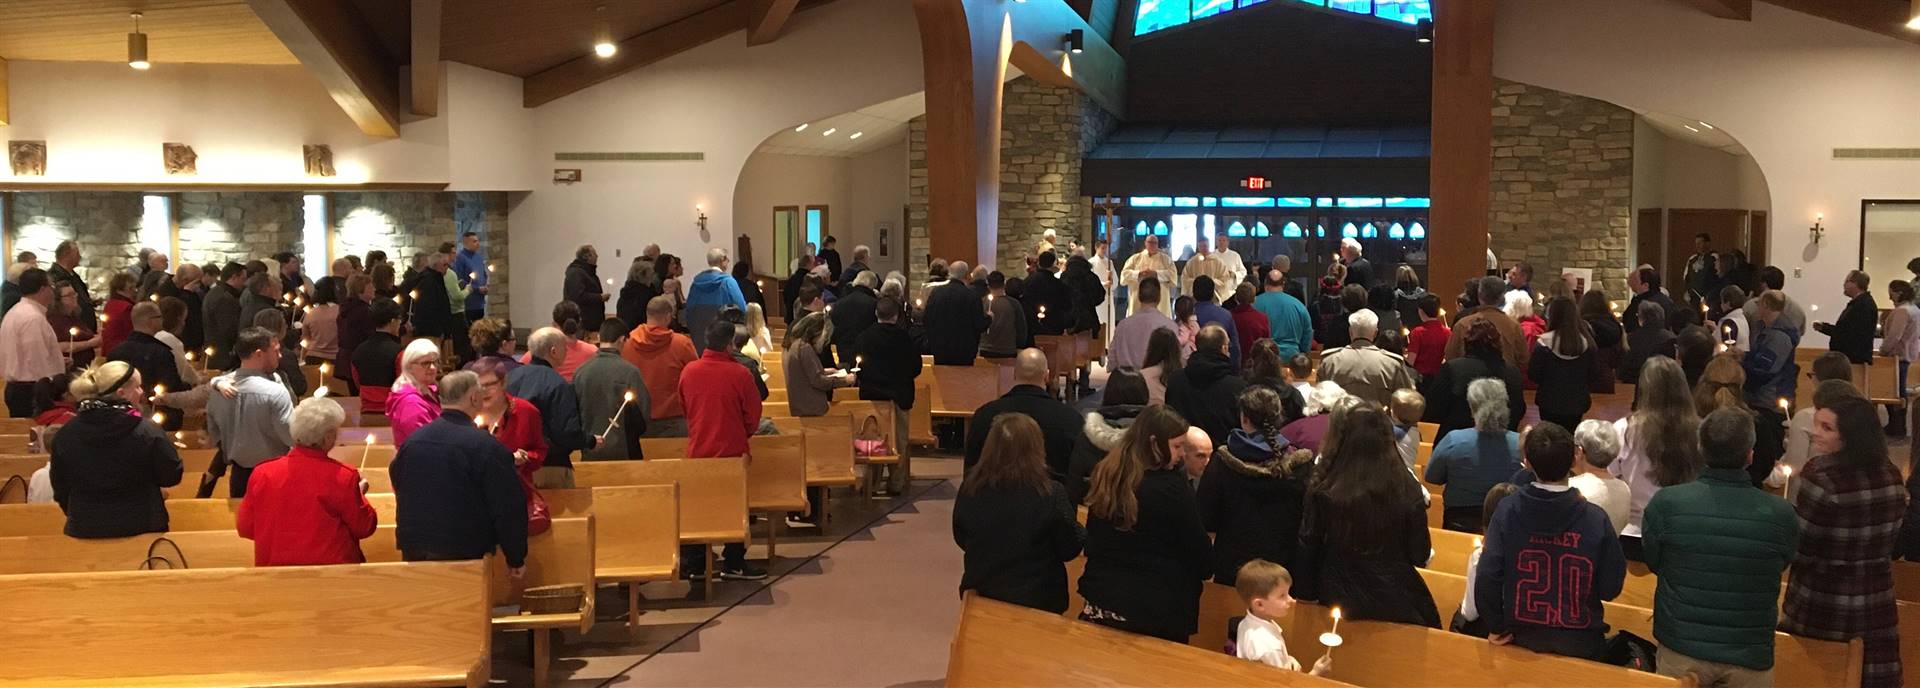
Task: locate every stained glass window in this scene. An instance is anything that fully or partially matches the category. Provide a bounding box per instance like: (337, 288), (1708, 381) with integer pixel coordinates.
(1341, 222), (1360, 238)
(1360, 223), (1378, 238)
(1254, 222), (1272, 237)
(1174, 197), (1201, 207)
(1153, 220), (1171, 236)
(1221, 197), (1276, 208)
(1281, 221), (1303, 238)
(1315, 198), (1334, 208)
(1315, 225), (1327, 238)
(1276, 197), (1313, 208)
(1227, 221), (1249, 237)
(1192, 0), (1236, 19)
(1387, 222), (1406, 239)
(1328, 0), (1372, 14)
(1134, 0), (1191, 35)
(1337, 197), (1385, 208)
(1239, 0), (1272, 6)
(1131, 196), (1174, 207)
(1409, 222), (1427, 239)
(1202, 197), (1219, 207)
(1138, 0), (1428, 36)
(1373, 0), (1431, 24)
(1135, 220), (1151, 236)
(1384, 197), (1432, 208)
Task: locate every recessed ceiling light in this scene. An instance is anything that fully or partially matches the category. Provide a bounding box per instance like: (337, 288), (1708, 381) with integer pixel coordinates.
(822, 128), (837, 136)
(1683, 125), (1700, 133)
(593, 42), (617, 58)
(794, 123), (809, 133)
(850, 131), (864, 140)
(1698, 121), (1714, 130)
(1909, 0), (1920, 30)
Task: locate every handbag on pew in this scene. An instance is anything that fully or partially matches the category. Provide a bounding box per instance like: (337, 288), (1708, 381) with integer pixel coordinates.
(852, 414), (894, 458)
(0, 475), (27, 504)
(138, 537), (189, 570)
(1604, 629), (1658, 671)
(194, 449), (229, 499)
(517, 469), (552, 536)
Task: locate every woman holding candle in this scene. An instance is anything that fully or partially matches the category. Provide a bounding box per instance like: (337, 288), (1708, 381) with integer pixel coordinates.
(1294, 400), (1439, 628)
(48, 281), (102, 370)
(1780, 396), (1906, 687)
(471, 358), (548, 511)
(386, 339), (443, 447)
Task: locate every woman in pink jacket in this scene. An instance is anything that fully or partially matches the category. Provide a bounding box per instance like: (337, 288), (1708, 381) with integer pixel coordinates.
(385, 339), (443, 446)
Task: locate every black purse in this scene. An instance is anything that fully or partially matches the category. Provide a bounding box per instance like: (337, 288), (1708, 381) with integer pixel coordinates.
(0, 474), (28, 503)
(138, 537), (189, 570)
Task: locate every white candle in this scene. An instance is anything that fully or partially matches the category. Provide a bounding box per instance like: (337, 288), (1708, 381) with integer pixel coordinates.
(358, 434), (376, 470)
(1780, 464), (1793, 498)
(601, 390), (636, 437)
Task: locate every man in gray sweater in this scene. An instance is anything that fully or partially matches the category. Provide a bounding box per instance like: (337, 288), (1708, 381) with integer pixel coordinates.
(574, 319), (649, 460)
(206, 327), (294, 497)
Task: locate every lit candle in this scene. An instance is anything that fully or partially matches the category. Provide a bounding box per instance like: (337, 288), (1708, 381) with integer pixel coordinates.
(1778, 397), (1791, 416)
(1810, 304), (1820, 313)
(312, 386), (329, 399)
(914, 298), (924, 309)
(473, 414), (487, 429)
(319, 362), (331, 376)
(469, 272), (479, 281)
(68, 327), (79, 338)
(408, 290), (420, 300)
(300, 339), (311, 349)
(1438, 308), (1447, 320)
(1319, 606), (1345, 653)
(148, 294), (158, 302)
(1330, 606), (1342, 636)
(488, 263), (496, 272)
(151, 411), (166, 426)
(203, 346), (215, 357)
(99, 312), (109, 324)
(358, 434), (376, 470)
(1780, 464), (1793, 498)
(852, 355), (863, 374)
(151, 383), (166, 400)
(601, 389), (636, 438)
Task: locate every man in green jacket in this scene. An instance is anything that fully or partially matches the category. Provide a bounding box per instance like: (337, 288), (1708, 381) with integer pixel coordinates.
(1643, 408), (1799, 686)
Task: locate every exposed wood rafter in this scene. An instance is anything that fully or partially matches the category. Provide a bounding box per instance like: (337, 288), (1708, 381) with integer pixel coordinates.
(1758, 0), (1920, 44)
(0, 57), (10, 126)
(1676, 0), (1754, 20)
(747, 0), (802, 45)
(410, 0), (442, 117)
(246, 0), (401, 137)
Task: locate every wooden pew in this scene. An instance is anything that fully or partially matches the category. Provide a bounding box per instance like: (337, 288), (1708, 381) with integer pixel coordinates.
(328, 443), (399, 469)
(545, 485), (681, 631)
(476, 516), (596, 688)
(1900, 601), (1920, 686)
(927, 364), (1012, 419)
(0, 561), (492, 687)
(796, 413), (859, 495)
(574, 457), (747, 599)
(178, 448), (218, 473)
(1412, 567), (1861, 688)
(163, 472), (206, 499)
(1188, 583), (1680, 686)
(844, 401), (903, 494)
(0, 434), (32, 454)
(0, 417), (35, 435)
(948, 593), (1346, 687)
(0, 453), (46, 483)
(742, 434), (807, 560)
(1894, 560), (1920, 604)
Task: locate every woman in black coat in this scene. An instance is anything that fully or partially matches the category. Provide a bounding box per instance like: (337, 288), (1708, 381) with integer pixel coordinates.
(615, 257), (661, 332)
(1062, 255), (1106, 335)
(1067, 369), (1148, 504)
(1196, 385), (1313, 585)
(953, 414), (1085, 613)
(1528, 297), (1600, 430)
(1427, 318), (1526, 439)
(48, 361), (183, 538)
(1076, 405), (1212, 642)
(1294, 402), (1439, 627)
(1579, 289), (1624, 382)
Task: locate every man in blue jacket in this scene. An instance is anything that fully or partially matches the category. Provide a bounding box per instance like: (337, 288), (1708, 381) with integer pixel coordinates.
(452, 232), (488, 323)
(684, 247), (747, 353)
(390, 370), (527, 576)
(1475, 421), (1626, 661)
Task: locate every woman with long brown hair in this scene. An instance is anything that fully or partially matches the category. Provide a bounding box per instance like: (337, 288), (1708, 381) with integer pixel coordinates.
(1579, 288), (1624, 383)
(1139, 327), (1183, 406)
(1608, 356), (1701, 559)
(1528, 296), (1598, 430)
(1077, 405), (1211, 642)
(1692, 352), (1747, 416)
(953, 413), (1084, 614)
(1295, 401), (1439, 627)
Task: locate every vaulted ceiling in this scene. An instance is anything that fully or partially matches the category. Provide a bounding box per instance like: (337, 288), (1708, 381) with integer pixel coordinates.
(0, 0), (296, 65)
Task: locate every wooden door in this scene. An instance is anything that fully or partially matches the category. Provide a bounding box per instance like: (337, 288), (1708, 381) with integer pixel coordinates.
(1636, 209), (1664, 273)
(1666, 209), (1749, 300)
(1748, 211), (1768, 266)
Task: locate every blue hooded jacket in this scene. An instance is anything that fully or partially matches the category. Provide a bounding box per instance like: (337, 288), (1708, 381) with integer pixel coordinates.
(684, 268), (748, 352)
(1475, 483), (1626, 657)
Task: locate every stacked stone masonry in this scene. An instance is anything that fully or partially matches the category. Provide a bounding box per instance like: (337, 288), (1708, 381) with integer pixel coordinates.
(1488, 78), (1633, 299)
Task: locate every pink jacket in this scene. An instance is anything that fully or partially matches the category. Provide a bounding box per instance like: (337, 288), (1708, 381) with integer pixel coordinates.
(385, 383), (441, 447)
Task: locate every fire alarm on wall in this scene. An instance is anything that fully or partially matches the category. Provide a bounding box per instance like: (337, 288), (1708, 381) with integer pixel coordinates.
(554, 169), (583, 184)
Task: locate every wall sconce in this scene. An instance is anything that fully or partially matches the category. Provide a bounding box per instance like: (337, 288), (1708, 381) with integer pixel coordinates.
(1415, 18), (1434, 44)
(1064, 29), (1084, 54)
(1809, 213), (1825, 245)
(696, 205), (708, 233)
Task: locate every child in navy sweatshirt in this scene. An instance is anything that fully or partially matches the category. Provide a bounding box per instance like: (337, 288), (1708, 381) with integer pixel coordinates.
(1474, 421), (1626, 661)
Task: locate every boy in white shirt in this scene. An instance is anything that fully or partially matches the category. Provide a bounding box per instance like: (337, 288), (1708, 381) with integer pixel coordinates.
(1390, 389), (1425, 470)
(1233, 559), (1332, 676)
(1569, 420), (1632, 534)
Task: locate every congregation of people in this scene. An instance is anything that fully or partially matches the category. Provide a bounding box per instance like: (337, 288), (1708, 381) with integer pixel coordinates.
(950, 231), (1920, 687)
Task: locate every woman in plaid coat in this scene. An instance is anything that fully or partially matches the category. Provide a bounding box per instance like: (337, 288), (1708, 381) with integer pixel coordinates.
(1779, 396), (1905, 687)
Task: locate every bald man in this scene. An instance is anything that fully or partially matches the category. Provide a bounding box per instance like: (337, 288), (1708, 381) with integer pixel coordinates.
(107, 301), (191, 431)
(1180, 426), (1212, 490)
(961, 348), (1085, 479)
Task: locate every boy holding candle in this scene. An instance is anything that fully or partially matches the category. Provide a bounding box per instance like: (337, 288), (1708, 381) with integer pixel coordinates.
(1232, 559), (1332, 676)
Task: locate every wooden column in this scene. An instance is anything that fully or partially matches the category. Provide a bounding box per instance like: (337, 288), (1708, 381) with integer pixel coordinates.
(0, 56), (10, 126)
(1427, 0), (1495, 300)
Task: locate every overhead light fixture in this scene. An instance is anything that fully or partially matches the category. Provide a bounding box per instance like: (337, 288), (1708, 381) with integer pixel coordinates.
(1909, 0), (1920, 30)
(850, 131), (864, 140)
(594, 42), (617, 58)
(128, 12), (150, 70)
(1415, 18), (1434, 44)
(794, 123), (809, 133)
(1065, 29), (1084, 54)
(1683, 124), (1700, 133)
(822, 128), (837, 136)
(1698, 121), (1715, 130)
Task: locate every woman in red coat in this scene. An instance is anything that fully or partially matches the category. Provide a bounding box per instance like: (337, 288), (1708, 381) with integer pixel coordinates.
(236, 397), (378, 566)
(99, 272), (138, 356)
(473, 359), (547, 487)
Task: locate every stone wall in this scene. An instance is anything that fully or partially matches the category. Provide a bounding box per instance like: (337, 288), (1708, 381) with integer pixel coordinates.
(454, 192), (512, 317)
(1488, 78), (1633, 298)
(906, 76), (1117, 288)
(7, 192), (144, 296)
(177, 192), (304, 268)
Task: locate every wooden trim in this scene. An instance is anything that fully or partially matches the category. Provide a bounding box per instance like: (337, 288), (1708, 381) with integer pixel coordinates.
(0, 56), (10, 127)
(1675, 0), (1753, 20)
(246, 0), (402, 138)
(1426, 0), (1495, 308)
(524, 1), (751, 108)
(0, 182), (448, 192)
(746, 0), (801, 46)
(410, 0), (443, 117)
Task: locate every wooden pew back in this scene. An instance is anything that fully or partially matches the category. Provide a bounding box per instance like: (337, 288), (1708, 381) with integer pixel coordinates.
(327, 443), (399, 469)
(0, 561), (491, 687)
(545, 485), (680, 582)
(1426, 526), (1656, 608)
(745, 434), (808, 512)
(797, 413), (858, 486)
(1894, 560), (1920, 604)
(0, 454), (47, 483)
(574, 458), (747, 543)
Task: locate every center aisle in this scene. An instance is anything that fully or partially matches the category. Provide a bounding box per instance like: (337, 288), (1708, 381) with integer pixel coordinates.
(609, 457), (966, 688)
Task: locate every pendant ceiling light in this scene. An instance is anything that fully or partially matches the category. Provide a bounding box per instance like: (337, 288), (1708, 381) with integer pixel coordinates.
(1908, 0), (1920, 30)
(128, 12), (150, 70)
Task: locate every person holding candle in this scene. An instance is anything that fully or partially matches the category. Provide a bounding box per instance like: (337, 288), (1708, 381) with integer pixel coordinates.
(507, 328), (599, 489)
(202, 263), (248, 370)
(205, 328), (294, 498)
(1475, 422), (1626, 661)
(107, 302), (189, 432)
(236, 397), (378, 566)
(470, 357), (549, 526)
(1231, 559), (1332, 675)
(574, 319), (648, 461)
(389, 370), (527, 577)
(47, 281), (102, 371)
(1608, 357), (1702, 559)
(48, 360), (182, 537)
(853, 297), (926, 496)
(0, 269), (83, 418)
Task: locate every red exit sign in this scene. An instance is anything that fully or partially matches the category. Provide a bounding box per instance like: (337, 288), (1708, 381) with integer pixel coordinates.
(1240, 176), (1272, 190)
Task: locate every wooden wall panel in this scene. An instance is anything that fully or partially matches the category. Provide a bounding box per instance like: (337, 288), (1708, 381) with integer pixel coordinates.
(1426, 0), (1495, 302)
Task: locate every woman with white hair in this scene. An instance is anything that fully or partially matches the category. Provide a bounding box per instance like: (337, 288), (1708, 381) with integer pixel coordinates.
(1278, 381), (1352, 455)
(1570, 419), (1631, 534)
(236, 397), (378, 565)
(386, 338), (442, 446)
(1423, 378), (1523, 533)
(1505, 289), (1547, 357)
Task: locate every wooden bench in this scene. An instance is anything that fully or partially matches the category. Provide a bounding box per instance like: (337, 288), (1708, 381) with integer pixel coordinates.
(948, 593), (1345, 687)
(0, 560), (492, 687)
(1901, 601), (1920, 685)
(743, 434), (808, 561)
(0, 454), (46, 484)
(328, 443), (399, 469)
(545, 485), (680, 632)
(0, 417), (35, 435)
(1895, 560), (1920, 604)
(796, 412), (859, 493)
(574, 457), (747, 599)
(927, 364), (1012, 419)
(0, 434), (33, 454)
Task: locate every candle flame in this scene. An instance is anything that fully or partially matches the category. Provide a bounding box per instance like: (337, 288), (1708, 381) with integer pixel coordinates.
(1331, 607), (1342, 621)
(1780, 465), (1792, 477)
(204, 346), (215, 356)
(1778, 397), (1790, 412)
(473, 415), (487, 428)
(68, 327), (79, 337)
(99, 313), (108, 323)
(185, 352), (196, 361)
(408, 290), (420, 300)
(152, 412), (165, 425)
(365, 435), (376, 445)
(152, 384), (166, 396)
(624, 390), (636, 402)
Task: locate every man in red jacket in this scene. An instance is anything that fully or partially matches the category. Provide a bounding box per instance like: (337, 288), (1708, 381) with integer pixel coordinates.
(678, 317), (766, 580)
(236, 396), (378, 566)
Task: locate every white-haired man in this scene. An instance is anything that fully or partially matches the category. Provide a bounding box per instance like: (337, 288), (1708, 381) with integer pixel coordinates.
(1036, 228), (1059, 258)
(563, 244), (608, 333)
(1316, 308), (1414, 410)
(1340, 237), (1373, 289)
(684, 247), (748, 353)
(1120, 234), (1177, 317)
(925, 261), (989, 365)
(839, 244), (872, 287)
(236, 397), (378, 566)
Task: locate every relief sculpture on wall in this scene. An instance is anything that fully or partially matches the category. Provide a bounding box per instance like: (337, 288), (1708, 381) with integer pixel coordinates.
(9, 141), (46, 176)
(163, 143), (197, 175)
(304, 144), (335, 177)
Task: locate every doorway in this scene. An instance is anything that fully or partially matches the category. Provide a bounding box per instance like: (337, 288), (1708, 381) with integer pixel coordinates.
(773, 206), (799, 279)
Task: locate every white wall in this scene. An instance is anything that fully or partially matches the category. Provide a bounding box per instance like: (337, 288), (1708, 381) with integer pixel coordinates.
(443, 62), (536, 192)
(732, 152), (850, 270)
(844, 141), (910, 276)
(1660, 138), (1765, 211)
(1495, 0), (1920, 345)
(510, 0), (924, 315)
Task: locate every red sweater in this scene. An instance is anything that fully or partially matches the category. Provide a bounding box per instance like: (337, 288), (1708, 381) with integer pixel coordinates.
(236, 446), (378, 566)
(101, 296), (134, 356)
(679, 349), (762, 458)
(1229, 303), (1271, 357)
(1407, 319), (1451, 377)
(486, 395), (548, 481)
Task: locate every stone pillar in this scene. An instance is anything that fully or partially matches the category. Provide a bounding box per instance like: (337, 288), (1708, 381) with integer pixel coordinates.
(1488, 79), (1633, 297)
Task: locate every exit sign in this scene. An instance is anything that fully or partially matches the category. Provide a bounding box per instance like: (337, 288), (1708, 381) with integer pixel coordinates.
(1240, 176), (1272, 190)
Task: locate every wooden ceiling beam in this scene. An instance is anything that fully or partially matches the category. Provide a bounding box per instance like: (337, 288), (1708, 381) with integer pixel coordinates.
(524, 0), (751, 108)
(0, 57), (10, 126)
(1675, 0), (1753, 20)
(1757, 0), (1920, 44)
(410, 0), (442, 117)
(246, 0), (401, 137)
(747, 0), (802, 45)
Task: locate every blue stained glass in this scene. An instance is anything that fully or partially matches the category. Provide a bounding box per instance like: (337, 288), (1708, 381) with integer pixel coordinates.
(1174, 197), (1201, 207)
(1202, 197), (1218, 207)
(1341, 222), (1360, 238)
(1238, 0), (1270, 6)
(1373, 0), (1431, 24)
(1315, 225), (1327, 238)
(1329, 0), (1371, 14)
(1153, 221), (1170, 236)
(1315, 197), (1334, 208)
(1337, 197), (1385, 208)
(1097, 216), (1109, 241)
(1388, 222), (1406, 239)
(1276, 197), (1313, 208)
(1409, 222), (1427, 239)
(1134, 221), (1150, 236)
(1193, 0), (1236, 19)
(1291, 0), (1327, 5)
(806, 208), (824, 247)
(1384, 197), (1432, 208)
(1134, 0), (1191, 35)
(1130, 196), (1173, 207)
(1360, 223), (1378, 238)
(1227, 221), (1248, 237)
(1221, 197), (1276, 208)
(1254, 222), (1272, 237)
(1281, 221), (1304, 238)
